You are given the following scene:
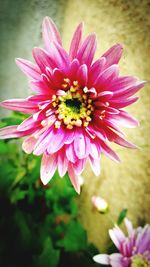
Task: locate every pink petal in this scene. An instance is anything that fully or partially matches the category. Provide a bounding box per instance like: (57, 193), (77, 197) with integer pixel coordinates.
(29, 80), (53, 94)
(100, 142), (120, 162)
(0, 126), (35, 139)
(88, 57), (106, 87)
(103, 119), (125, 136)
(74, 131), (86, 159)
(109, 253), (126, 267)
(124, 218), (134, 236)
(68, 163), (80, 194)
(64, 129), (76, 144)
(90, 141), (100, 158)
(113, 226), (126, 244)
(47, 128), (66, 154)
(77, 64), (88, 86)
(89, 155), (101, 176)
(102, 43), (123, 69)
(73, 158), (86, 175)
(58, 150), (68, 177)
(111, 111), (139, 128)
(113, 81), (146, 99)
(66, 143), (77, 163)
(49, 42), (70, 72)
(97, 91), (113, 101)
(52, 68), (64, 87)
(68, 59), (80, 80)
(109, 229), (122, 250)
(22, 136), (37, 154)
(15, 58), (41, 80)
(95, 65), (119, 89)
(108, 130), (137, 149)
(33, 128), (53, 155)
(17, 116), (40, 132)
(32, 47), (54, 73)
(69, 22), (83, 61)
(0, 99), (38, 114)
(109, 76), (138, 91)
(86, 87), (97, 98)
(27, 95), (50, 103)
(90, 124), (107, 141)
(110, 97), (139, 108)
(77, 33), (97, 66)
(40, 153), (57, 185)
(42, 16), (62, 53)
(105, 107), (120, 115)
(93, 254), (109, 265)
(41, 73), (53, 89)
(0, 125), (26, 139)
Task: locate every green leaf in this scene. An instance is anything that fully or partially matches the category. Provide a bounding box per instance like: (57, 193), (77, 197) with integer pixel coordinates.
(33, 237), (60, 267)
(117, 208), (128, 225)
(14, 210), (31, 247)
(10, 187), (27, 203)
(57, 220), (87, 252)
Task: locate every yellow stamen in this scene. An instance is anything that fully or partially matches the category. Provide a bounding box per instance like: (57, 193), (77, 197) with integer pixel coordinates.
(73, 80), (78, 86)
(83, 94), (87, 100)
(86, 116), (92, 122)
(75, 119), (82, 127)
(62, 83), (68, 88)
(83, 86), (88, 93)
(67, 124), (73, 129)
(41, 120), (47, 126)
(52, 102), (57, 107)
(48, 120), (53, 127)
(64, 118), (71, 125)
(70, 86), (76, 93)
(52, 95), (57, 100)
(83, 121), (89, 127)
(87, 110), (91, 115)
(64, 78), (70, 83)
(55, 121), (61, 128)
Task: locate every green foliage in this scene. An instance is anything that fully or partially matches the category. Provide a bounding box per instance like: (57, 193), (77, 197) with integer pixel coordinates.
(57, 220), (87, 251)
(117, 208), (128, 225)
(33, 237), (60, 267)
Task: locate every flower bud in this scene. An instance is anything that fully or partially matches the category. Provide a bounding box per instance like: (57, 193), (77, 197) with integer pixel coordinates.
(91, 196), (109, 214)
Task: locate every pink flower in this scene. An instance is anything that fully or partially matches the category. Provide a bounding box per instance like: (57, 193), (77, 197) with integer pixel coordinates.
(93, 218), (150, 267)
(0, 17), (145, 193)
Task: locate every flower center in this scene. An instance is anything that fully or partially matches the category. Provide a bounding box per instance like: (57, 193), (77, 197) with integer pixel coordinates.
(51, 79), (94, 129)
(65, 98), (81, 113)
(131, 254), (150, 267)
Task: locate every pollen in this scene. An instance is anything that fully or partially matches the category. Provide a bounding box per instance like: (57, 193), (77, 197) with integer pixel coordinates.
(51, 79), (95, 129)
(52, 102), (57, 107)
(55, 121), (61, 128)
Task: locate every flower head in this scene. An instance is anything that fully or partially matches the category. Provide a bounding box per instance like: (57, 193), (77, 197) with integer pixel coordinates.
(93, 218), (150, 267)
(91, 195), (109, 214)
(0, 17), (145, 193)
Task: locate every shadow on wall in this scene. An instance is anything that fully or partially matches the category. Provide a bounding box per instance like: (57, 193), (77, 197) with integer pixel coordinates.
(0, 0), (67, 107)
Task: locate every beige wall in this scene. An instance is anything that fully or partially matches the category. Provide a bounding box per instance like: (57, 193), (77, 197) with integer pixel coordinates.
(0, 0), (150, 250)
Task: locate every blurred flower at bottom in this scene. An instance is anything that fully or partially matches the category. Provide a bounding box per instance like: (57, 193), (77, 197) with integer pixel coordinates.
(93, 218), (150, 267)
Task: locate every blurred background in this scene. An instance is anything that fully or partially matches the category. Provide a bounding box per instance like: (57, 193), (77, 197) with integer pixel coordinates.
(0, 0), (150, 266)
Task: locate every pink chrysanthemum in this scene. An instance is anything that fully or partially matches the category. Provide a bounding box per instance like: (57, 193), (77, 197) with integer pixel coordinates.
(93, 218), (150, 267)
(0, 17), (145, 193)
